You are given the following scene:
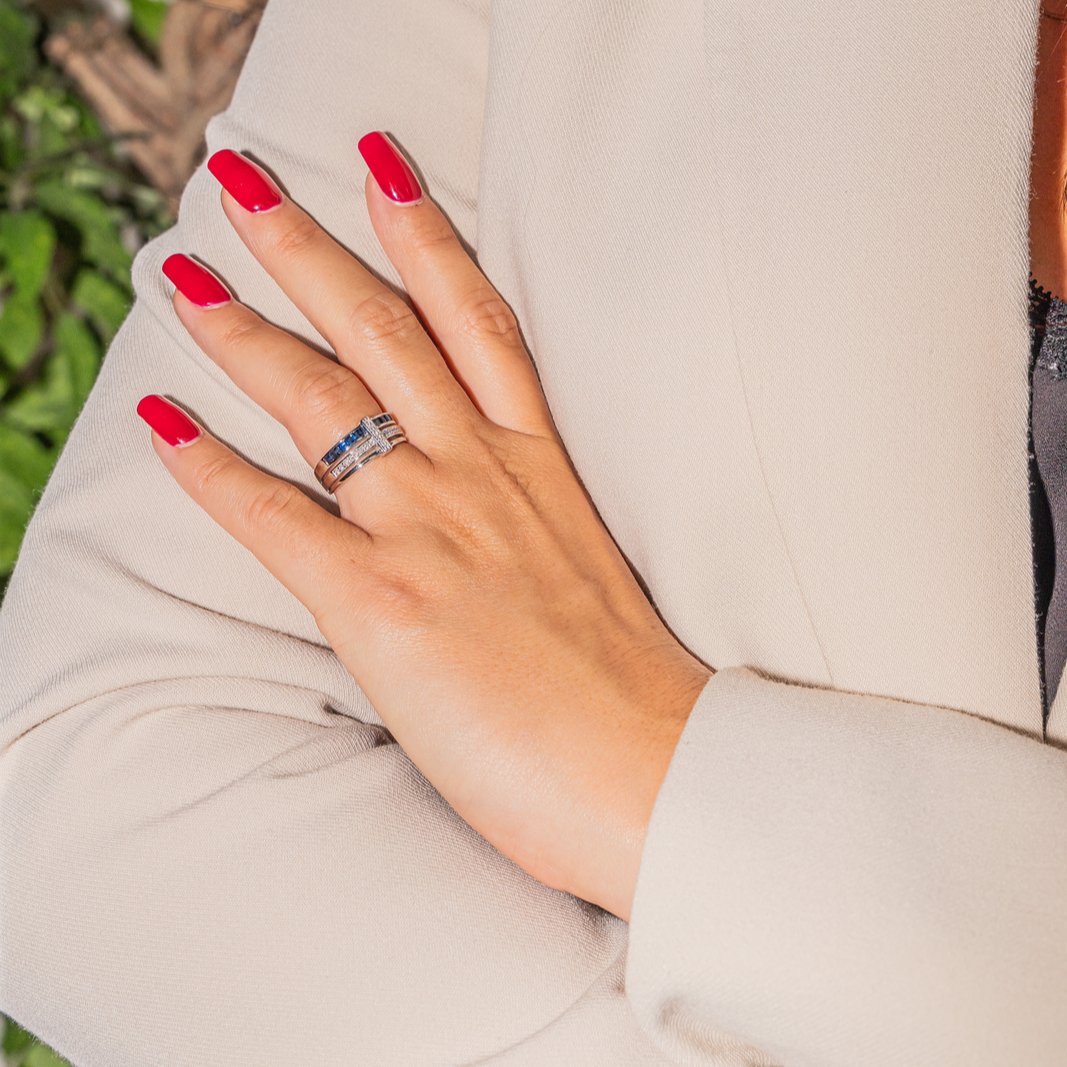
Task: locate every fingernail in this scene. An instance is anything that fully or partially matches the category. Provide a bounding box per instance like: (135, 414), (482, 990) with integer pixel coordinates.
(206, 149), (284, 213)
(162, 254), (232, 308)
(136, 394), (202, 447)
(357, 131), (423, 205)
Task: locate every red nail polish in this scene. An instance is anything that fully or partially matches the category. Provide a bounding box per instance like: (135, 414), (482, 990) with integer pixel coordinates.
(206, 149), (283, 212)
(357, 132), (423, 204)
(136, 394), (202, 447)
(162, 254), (232, 308)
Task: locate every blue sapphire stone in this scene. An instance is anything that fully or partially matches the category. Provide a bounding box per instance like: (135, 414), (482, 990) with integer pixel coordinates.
(321, 413), (391, 465)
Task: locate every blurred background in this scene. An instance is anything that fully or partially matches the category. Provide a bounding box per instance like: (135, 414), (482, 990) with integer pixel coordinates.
(0, 0), (264, 1061)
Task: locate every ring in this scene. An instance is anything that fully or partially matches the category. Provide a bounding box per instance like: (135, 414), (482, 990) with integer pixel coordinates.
(314, 412), (409, 494)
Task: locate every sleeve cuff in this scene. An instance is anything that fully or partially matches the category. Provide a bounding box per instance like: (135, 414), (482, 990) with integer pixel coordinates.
(622, 663), (1066, 1067)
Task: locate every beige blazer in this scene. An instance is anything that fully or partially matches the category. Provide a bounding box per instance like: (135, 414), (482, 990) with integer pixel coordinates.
(1, 1), (1061, 1064)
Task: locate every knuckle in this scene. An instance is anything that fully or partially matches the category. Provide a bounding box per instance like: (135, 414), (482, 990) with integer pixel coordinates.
(347, 291), (421, 348)
(365, 560), (430, 629)
(191, 451), (240, 498)
(407, 212), (457, 254)
(291, 361), (357, 421)
(455, 292), (522, 347)
(241, 481), (304, 534)
(264, 215), (321, 262)
(218, 313), (264, 352)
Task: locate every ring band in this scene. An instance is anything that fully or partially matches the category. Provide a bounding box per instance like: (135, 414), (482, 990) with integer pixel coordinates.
(318, 417), (407, 493)
(314, 413), (409, 494)
(313, 412), (395, 478)
(322, 424), (407, 493)
(313, 417), (403, 482)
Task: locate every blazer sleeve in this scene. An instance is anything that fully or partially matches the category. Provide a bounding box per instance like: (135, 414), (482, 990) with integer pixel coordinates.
(624, 663), (1067, 1067)
(0, 3), (628, 1065)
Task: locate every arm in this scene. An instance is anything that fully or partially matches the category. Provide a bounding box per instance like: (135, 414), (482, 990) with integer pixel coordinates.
(623, 10), (1067, 1064)
(624, 664), (1067, 1067)
(0, 3), (627, 1064)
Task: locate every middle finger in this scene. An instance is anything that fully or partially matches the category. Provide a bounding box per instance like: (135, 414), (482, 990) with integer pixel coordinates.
(205, 148), (476, 438)
(161, 253), (432, 518)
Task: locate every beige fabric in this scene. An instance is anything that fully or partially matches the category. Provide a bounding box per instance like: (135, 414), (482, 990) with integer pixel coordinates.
(0, 0), (1062, 1063)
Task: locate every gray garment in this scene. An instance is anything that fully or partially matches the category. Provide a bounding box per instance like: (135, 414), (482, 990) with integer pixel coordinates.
(1030, 278), (1067, 713)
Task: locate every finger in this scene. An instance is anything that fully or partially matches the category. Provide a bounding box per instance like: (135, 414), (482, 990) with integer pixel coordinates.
(359, 131), (556, 441)
(204, 149), (477, 440)
(134, 393), (372, 623)
(161, 254), (432, 519)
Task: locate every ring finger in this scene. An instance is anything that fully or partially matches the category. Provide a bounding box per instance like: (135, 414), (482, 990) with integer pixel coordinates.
(162, 252), (431, 525)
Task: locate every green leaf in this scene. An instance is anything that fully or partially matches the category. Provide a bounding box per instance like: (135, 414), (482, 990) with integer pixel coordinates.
(5, 313), (101, 442)
(72, 269), (131, 341)
(0, 211), (56, 298)
(2, 1016), (37, 1055)
(33, 182), (132, 282)
(0, 465), (36, 578)
(0, 291), (44, 369)
(12, 84), (82, 159)
(65, 161), (116, 191)
(23, 1041), (72, 1067)
(0, 113), (24, 172)
(130, 0), (170, 47)
(12, 85), (80, 133)
(0, 4), (38, 108)
(3, 376), (67, 440)
(53, 311), (100, 413)
(0, 420), (54, 491)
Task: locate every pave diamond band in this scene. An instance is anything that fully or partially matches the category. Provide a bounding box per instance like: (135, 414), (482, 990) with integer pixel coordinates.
(313, 413), (409, 494)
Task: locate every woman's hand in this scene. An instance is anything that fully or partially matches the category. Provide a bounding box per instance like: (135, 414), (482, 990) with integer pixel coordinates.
(137, 134), (714, 921)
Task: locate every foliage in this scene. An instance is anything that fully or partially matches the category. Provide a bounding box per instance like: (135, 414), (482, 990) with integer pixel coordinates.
(129, 0), (169, 45)
(0, 0), (172, 599)
(3, 1018), (68, 1067)
(0, 0), (172, 1061)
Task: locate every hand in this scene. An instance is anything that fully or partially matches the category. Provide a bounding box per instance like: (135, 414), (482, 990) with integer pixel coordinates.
(138, 134), (714, 920)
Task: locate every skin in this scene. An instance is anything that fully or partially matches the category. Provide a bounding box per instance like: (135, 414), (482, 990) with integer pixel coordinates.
(149, 154), (714, 922)
(1033, 2), (1067, 294)
(147, 19), (1058, 923)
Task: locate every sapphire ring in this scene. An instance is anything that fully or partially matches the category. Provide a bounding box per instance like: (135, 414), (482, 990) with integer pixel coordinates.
(313, 412), (409, 494)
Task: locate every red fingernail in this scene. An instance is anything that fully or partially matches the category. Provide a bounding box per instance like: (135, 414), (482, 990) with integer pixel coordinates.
(162, 254), (232, 308)
(136, 394), (202, 447)
(357, 131), (423, 205)
(206, 149), (283, 212)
